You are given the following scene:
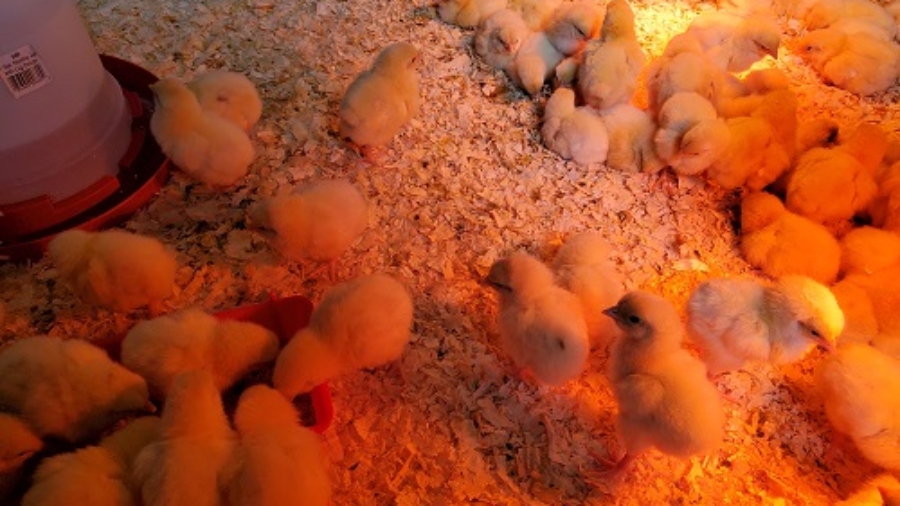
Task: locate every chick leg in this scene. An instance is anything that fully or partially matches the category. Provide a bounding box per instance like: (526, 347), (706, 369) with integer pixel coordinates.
(585, 448), (636, 485)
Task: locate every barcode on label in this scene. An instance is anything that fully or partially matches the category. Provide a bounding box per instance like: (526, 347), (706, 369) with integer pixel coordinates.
(1, 45), (52, 99)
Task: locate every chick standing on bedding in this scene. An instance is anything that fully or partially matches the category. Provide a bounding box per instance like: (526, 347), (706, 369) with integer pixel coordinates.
(222, 385), (331, 506)
(475, 9), (530, 71)
(794, 28), (900, 96)
(120, 307), (280, 400)
(544, 0), (603, 56)
(246, 178), (368, 278)
(436, 0), (506, 28)
(339, 42), (420, 160)
(540, 87), (609, 165)
(149, 78), (255, 187)
(48, 229), (177, 312)
(132, 370), (236, 506)
(484, 252), (589, 385)
(273, 273), (414, 398)
(187, 70), (263, 133)
(686, 275), (844, 375)
(598, 291), (724, 477)
(21, 416), (161, 506)
(0, 336), (151, 443)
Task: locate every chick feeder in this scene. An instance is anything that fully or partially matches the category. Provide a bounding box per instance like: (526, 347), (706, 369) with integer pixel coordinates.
(0, 0), (169, 262)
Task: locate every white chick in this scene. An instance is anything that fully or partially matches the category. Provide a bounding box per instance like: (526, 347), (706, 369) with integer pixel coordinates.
(803, 0), (898, 40)
(0, 413), (43, 475)
(475, 9), (530, 71)
(576, 0), (646, 110)
(795, 28), (900, 96)
(0, 336), (151, 443)
(509, 31), (565, 96)
(552, 232), (625, 351)
(149, 78), (255, 187)
(48, 228), (177, 312)
(686, 275), (844, 375)
(508, 0), (562, 31)
(436, 0), (507, 28)
(678, 10), (782, 72)
(601, 291), (724, 475)
(339, 42), (420, 158)
(120, 307), (280, 401)
(132, 370), (236, 506)
(540, 87), (609, 165)
(247, 178), (368, 275)
(665, 118), (730, 177)
(598, 103), (665, 174)
(222, 385), (331, 506)
(646, 50), (722, 117)
(817, 343), (900, 472)
(653, 91), (718, 165)
(484, 252), (589, 385)
(21, 416), (161, 506)
(544, 0), (603, 56)
(186, 70), (263, 132)
(273, 273), (414, 398)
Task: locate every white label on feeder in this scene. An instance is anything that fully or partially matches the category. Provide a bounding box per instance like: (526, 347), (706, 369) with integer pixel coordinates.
(0, 45), (52, 99)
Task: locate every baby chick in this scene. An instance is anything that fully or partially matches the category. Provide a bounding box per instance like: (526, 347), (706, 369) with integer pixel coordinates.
(678, 10), (782, 72)
(544, 0), (603, 56)
(598, 103), (665, 174)
(870, 161), (900, 235)
(665, 118), (730, 177)
(540, 87), (609, 165)
(646, 50), (722, 118)
(48, 228), (177, 312)
(0, 413), (43, 475)
(803, 0), (898, 41)
(653, 91), (718, 166)
(187, 70), (263, 132)
(817, 343), (900, 472)
(509, 31), (565, 96)
(795, 28), (900, 96)
(484, 252), (589, 385)
(576, 0), (646, 110)
(436, 0), (506, 28)
(686, 275), (844, 375)
(0, 336), (151, 443)
(132, 370), (237, 506)
(740, 191), (841, 284)
(552, 232), (625, 351)
(222, 385), (331, 506)
(273, 273), (414, 398)
(601, 291), (724, 476)
(475, 9), (530, 72)
(508, 0), (562, 30)
(149, 78), (255, 187)
(339, 42), (420, 159)
(120, 307), (280, 401)
(247, 178), (368, 277)
(21, 416), (160, 506)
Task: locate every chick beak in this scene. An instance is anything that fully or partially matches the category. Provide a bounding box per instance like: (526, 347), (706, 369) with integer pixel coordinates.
(602, 305), (622, 323)
(144, 400), (158, 413)
(816, 338), (835, 354)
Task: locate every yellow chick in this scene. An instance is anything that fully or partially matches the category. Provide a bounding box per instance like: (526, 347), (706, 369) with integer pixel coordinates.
(475, 9), (530, 72)
(870, 161), (900, 235)
(678, 10), (782, 72)
(837, 473), (900, 506)
(802, 0), (898, 40)
(0, 336), (151, 443)
(436, 0), (506, 28)
(0, 412), (43, 475)
(222, 385), (331, 506)
(653, 91), (718, 166)
(48, 228), (177, 312)
(507, 0), (562, 30)
(120, 307), (280, 401)
(646, 50), (722, 118)
(187, 70), (263, 133)
(540, 87), (609, 165)
(509, 31), (565, 96)
(484, 252), (589, 385)
(686, 275), (844, 375)
(817, 343), (900, 472)
(21, 416), (160, 506)
(149, 78), (255, 187)
(599, 291), (724, 477)
(794, 28), (900, 96)
(132, 370), (237, 506)
(247, 178), (368, 277)
(576, 0), (646, 110)
(740, 191), (841, 284)
(705, 116), (792, 191)
(598, 103), (665, 174)
(273, 273), (414, 398)
(544, 0), (603, 56)
(666, 118), (730, 177)
(339, 42), (420, 159)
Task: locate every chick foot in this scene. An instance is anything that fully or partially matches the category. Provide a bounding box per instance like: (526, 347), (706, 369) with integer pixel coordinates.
(585, 449), (635, 485)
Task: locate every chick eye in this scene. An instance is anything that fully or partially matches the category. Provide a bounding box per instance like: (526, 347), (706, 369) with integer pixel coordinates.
(809, 329), (821, 338)
(627, 315), (642, 325)
(556, 338), (566, 350)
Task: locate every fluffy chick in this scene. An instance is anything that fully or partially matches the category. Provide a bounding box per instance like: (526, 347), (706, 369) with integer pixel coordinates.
(186, 70), (263, 133)
(541, 87), (609, 164)
(0, 413), (43, 475)
(686, 275), (844, 375)
(653, 91), (718, 165)
(665, 118), (729, 177)
(21, 416), (160, 506)
(222, 385), (331, 506)
(0, 336), (150, 443)
(678, 10), (782, 72)
(795, 28), (900, 96)
(121, 307), (280, 401)
(739, 191), (841, 284)
(645, 50), (722, 117)
(475, 9), (530, 71)
(870, 161), (900, 234)
(704, 115), (792, 191)
(273, 273), (414, 398)
(507, 0), (562, 30)
(598, 103), (665, 174)
(803, 0), (898, 40)
(509, 31), (565, 96)
(247, 178), (368, 273)
(601, 291), (724, 475)
(48, 229), (177, 312)
(817, 343), (900, 472)
(544, 0), (603, 56)
(484, 252), (589, 385)
(436, 0), (506, 28)
(339, 42), (420, 157)
(576, 0), (646, 110)
(837, 473), (900, 506)
(552, 232), (625, 351)
(132, 370), (236, 506)
(149, 78), (255, 187)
